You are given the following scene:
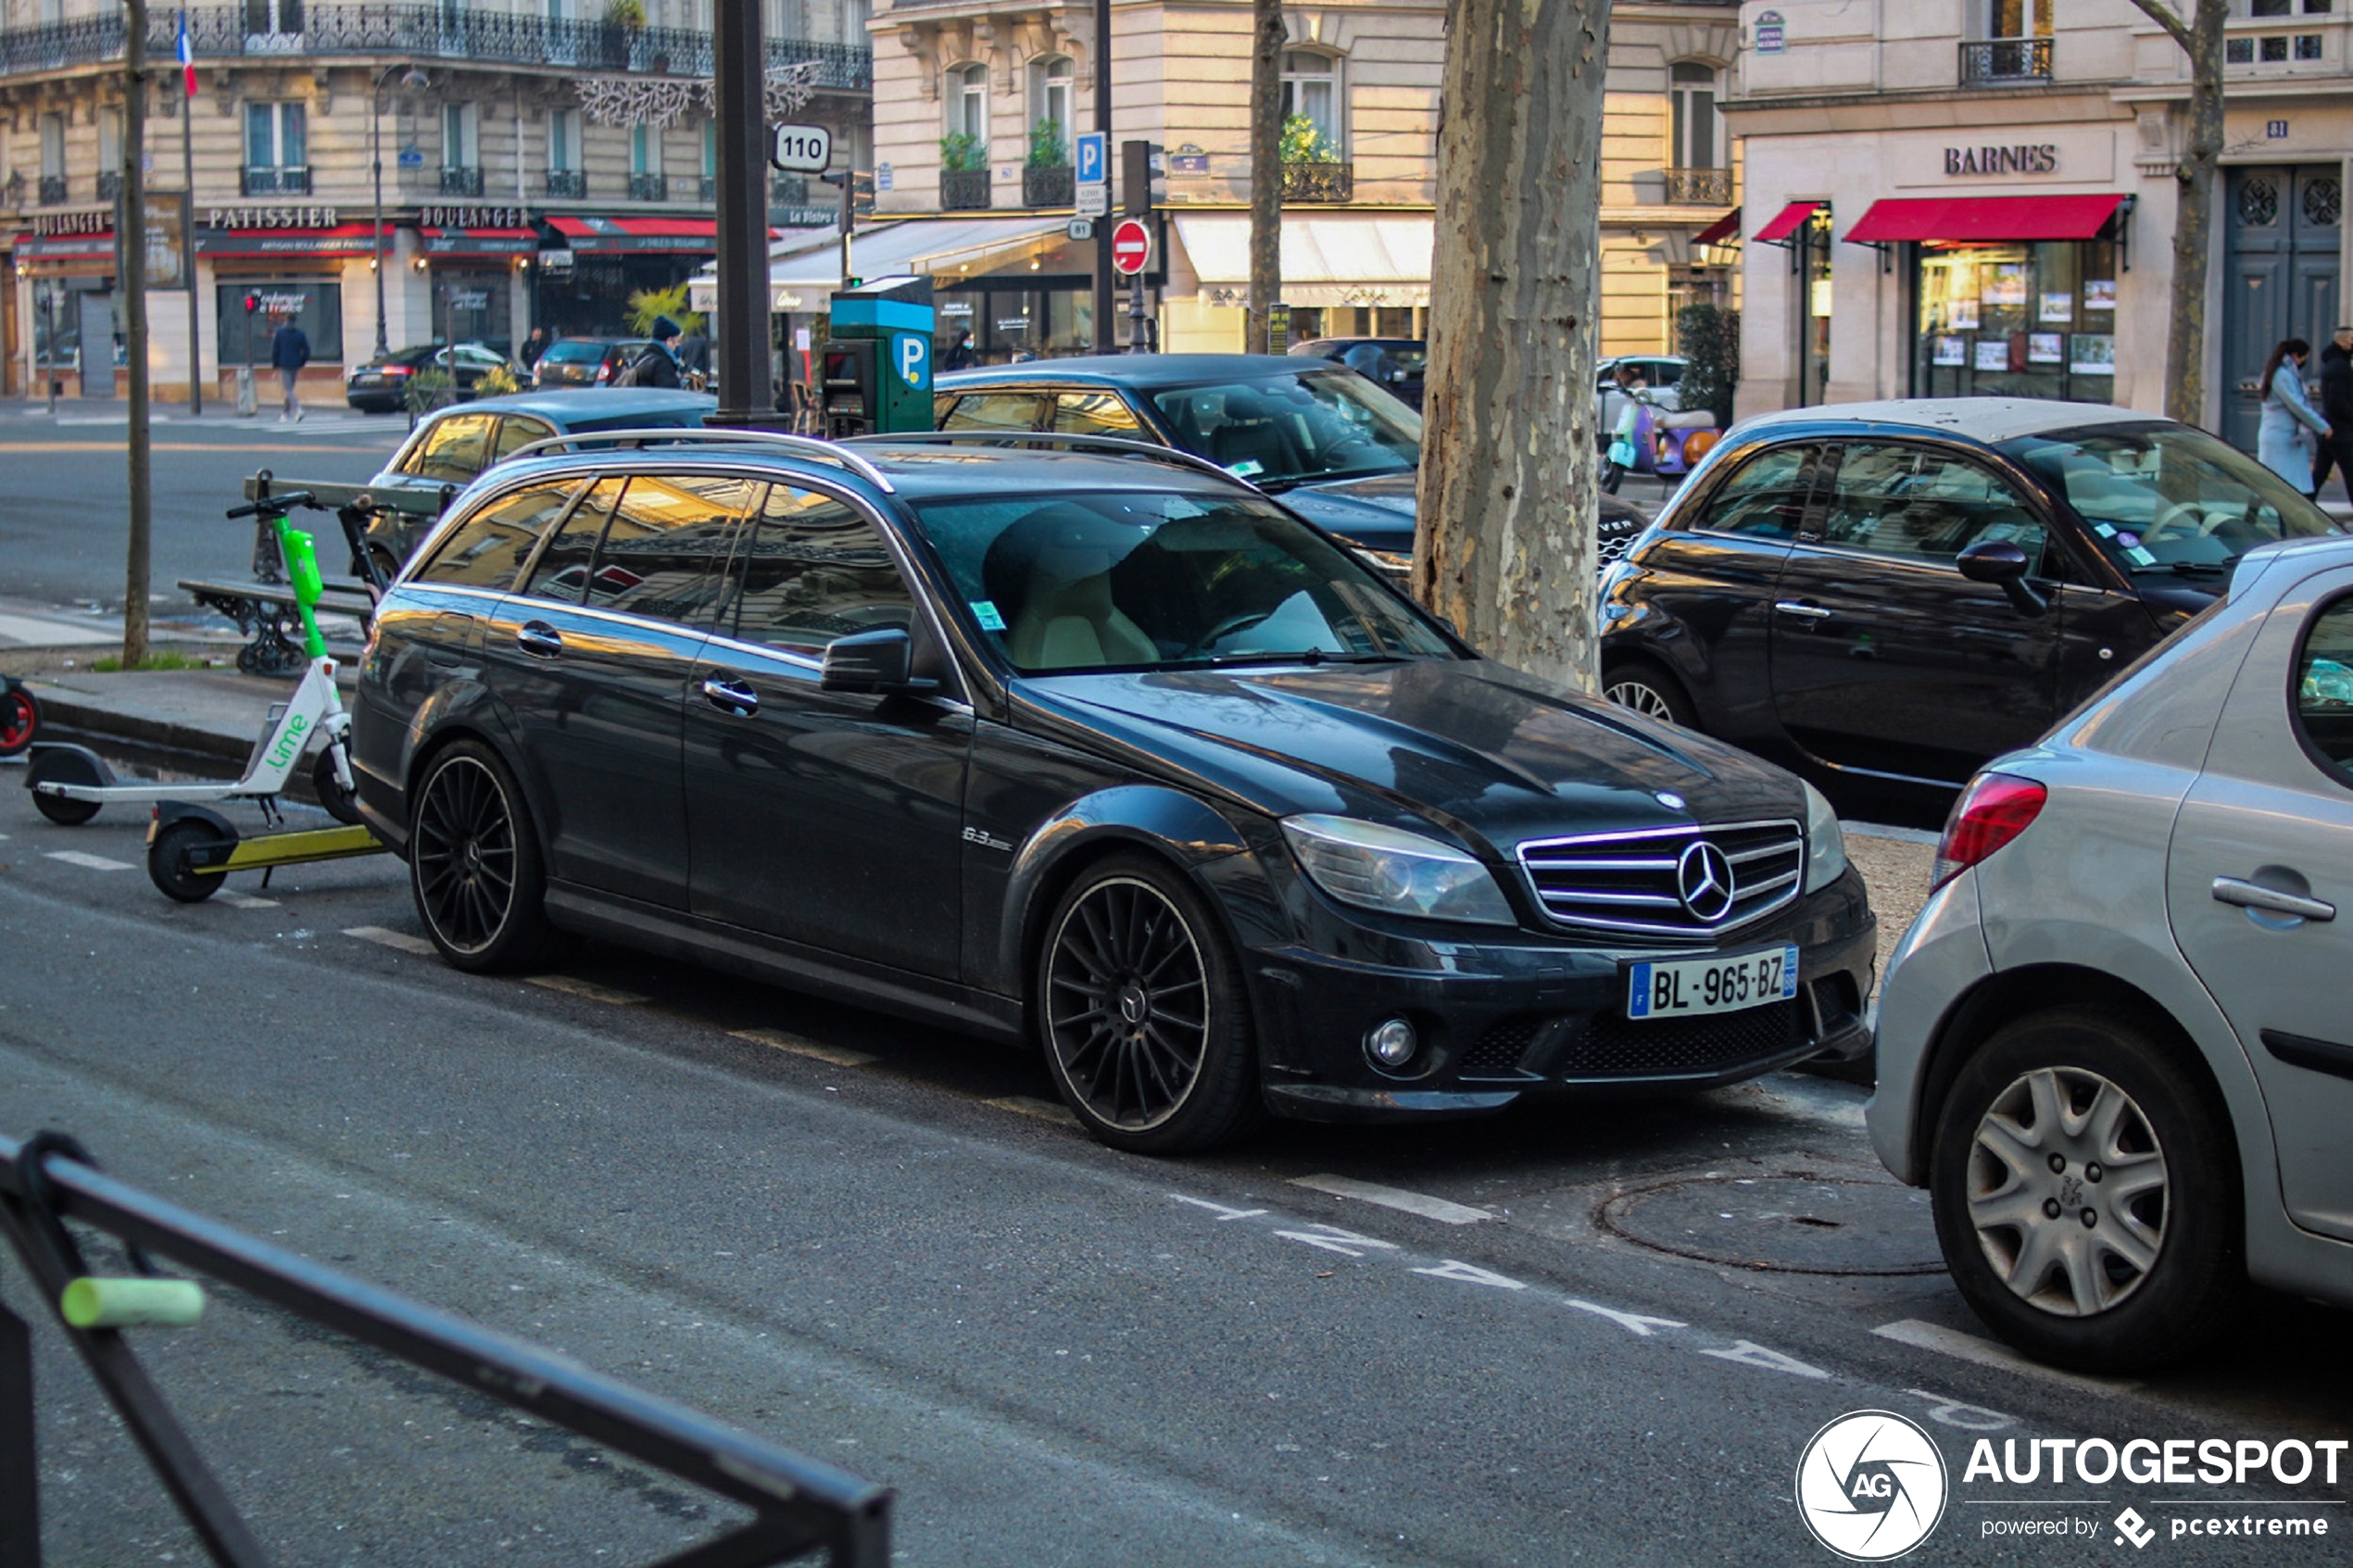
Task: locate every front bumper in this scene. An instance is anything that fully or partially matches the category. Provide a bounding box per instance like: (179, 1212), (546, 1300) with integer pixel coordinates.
(1244, 865), (1878, 1124)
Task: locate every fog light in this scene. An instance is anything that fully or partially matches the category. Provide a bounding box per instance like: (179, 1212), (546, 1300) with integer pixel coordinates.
(1365, 1016), (1418, 1070)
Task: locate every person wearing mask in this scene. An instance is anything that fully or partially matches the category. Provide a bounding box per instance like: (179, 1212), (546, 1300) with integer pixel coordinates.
(2259, 336), (2330, 497)
(2314, 325), (2353, 499)
(942, 329), (976, 370)
(269, 314), (312, 422)
(520, 326), (550, 372)
(620, 317), (685, 389)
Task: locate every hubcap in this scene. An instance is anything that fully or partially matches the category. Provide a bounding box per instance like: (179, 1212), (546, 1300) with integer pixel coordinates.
(1605, 680), (1675, 723)
(1966, 1066), (2169, 1317)
(412, 756), (518, 954)
(1045, 878), (1210, 1131)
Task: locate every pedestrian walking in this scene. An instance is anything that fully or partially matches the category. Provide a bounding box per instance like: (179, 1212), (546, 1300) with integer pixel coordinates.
(2313, 326), (2353, 500)
(2259, 336), (2329, 497)
(520, 326), (550, 371)
(1600, 363), (1646, 495)
(616, 317), (685, 389)
(270, 315), (311, 422)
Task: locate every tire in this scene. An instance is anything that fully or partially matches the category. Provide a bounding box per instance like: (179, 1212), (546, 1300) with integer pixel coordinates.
(367, 544), (402, 591)
(408, 740), (562, 972)
(25, 748), (102, 825)
(1928, 1008), (2243, 1373)
(1036, 853), (1264, 1155)
(313, 746), (363, 826)
(1602, 659), (1697, 729)
(148, 818), (233, 903)
(0, 686), (39, 758)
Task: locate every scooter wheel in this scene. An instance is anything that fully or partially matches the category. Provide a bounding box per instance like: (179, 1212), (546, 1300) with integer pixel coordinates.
(149, 818), (233, 903)
(0, 686), (38, 758)
(25, 748), (102, 825)
(313, 747), (363, 826)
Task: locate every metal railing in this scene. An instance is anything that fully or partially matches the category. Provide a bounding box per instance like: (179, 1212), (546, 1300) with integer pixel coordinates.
(241, 164), (311, 195)
(1662, 167), (1733, 206)
(0, 1129), (891, 1567)
(95, 169), (120, 201)
(1281, 160), (1353, 203)
(37, 173), (67, 206)
(439, 165), (484, 195)
(940, 168), (990, 211)
(545, 168), (587, 198)
(628, 171), (672, 201)
(1023, 164), (1073, 207)
(1959, 37), (2054, 84)
(0, 6), (872, 87)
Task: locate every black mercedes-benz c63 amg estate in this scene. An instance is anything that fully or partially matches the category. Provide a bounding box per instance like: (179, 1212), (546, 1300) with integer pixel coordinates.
(352, 431), (1876, 1152)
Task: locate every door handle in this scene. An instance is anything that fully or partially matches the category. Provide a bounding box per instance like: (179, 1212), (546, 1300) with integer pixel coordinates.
(2212, 876), (2336, 922)
(1774, 600), (1834, 620)
(516, 621), (562, 658)
(701, 674), (759, 717)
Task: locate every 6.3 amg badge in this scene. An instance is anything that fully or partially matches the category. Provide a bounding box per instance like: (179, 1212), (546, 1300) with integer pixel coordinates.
(1796, 1411), (1949, 1561)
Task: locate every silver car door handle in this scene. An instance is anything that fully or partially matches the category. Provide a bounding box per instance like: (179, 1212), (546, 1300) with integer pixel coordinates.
(515, 621), (562, 658)
(2212, 877), (2336, 922)
(1774, 600), (1834, 620)
(701, 675), (759, 716)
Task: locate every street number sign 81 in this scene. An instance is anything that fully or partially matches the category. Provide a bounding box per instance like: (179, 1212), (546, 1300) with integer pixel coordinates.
(769, 124), (833, 174)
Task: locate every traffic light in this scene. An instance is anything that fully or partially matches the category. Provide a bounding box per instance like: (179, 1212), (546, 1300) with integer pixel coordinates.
(243, 292), (261, 314)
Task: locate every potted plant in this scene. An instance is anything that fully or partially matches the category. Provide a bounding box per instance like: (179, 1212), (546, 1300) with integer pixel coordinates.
(600, 0), (644, 70)
(939, 132), (990, 209)
(1022, 119), (1071, 206)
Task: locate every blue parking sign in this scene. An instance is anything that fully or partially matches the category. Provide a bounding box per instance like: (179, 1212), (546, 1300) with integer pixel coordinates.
(1076, 132), (1106, 188)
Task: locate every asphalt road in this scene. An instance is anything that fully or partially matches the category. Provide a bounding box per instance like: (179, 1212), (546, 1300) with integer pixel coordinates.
(0, 404), (411, 611)
(0, 778), (2346, 1566)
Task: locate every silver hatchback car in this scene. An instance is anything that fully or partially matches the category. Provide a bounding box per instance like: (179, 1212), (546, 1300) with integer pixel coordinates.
(1873, 532), (2353, 1371)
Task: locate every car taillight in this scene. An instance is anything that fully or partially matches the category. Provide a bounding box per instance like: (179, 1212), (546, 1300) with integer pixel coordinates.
(595, 363), (610, 383)
(383, 364), (413, 376)
(1932, 771), (2047, 891)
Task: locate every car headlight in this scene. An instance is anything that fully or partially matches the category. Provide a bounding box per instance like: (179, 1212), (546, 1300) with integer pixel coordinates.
(1280, 814), (1516, 925)
(1803, 782), (1848, 894)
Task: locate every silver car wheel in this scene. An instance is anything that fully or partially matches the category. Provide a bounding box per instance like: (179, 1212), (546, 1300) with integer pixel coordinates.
(1604, 679), (1677, 723)
(1967, 1066), (2170, 1317)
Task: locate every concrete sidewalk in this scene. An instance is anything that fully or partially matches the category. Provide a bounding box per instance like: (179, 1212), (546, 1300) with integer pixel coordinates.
(21, 667), (353, 768)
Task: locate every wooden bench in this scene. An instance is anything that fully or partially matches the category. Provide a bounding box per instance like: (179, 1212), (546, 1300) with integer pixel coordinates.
(178, 577), (379, 677)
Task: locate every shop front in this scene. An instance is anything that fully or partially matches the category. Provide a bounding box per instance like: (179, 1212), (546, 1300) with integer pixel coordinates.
(16, 220), (121, 399)
(539, 216), (719, 339)
(197, 211), (376, 400)
(418, 207), (538, 356)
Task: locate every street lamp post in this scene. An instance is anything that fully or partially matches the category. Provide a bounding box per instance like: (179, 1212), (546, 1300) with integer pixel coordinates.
(372, 65), (428, 358)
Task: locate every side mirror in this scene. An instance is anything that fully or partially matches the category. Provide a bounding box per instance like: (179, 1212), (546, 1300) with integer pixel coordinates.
(820, 627), (937, 696)
(1956, 539), (2048, 618)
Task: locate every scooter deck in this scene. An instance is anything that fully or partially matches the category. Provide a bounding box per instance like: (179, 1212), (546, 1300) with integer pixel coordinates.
(148, 819), (385, 876)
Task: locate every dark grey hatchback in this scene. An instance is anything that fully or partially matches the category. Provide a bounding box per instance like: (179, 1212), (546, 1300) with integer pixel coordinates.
(353, 432), (1876, 1152)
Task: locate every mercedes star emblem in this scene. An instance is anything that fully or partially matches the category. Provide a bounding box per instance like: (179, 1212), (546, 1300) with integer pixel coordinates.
(1675, 839), (1737, 922)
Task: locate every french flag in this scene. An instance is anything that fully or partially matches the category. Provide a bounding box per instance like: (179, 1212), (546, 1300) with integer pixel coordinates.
(176, 11), (196, 98)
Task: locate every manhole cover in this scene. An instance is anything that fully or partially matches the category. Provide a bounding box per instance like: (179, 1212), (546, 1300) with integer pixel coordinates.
(1597, 1171), (1944, 1275)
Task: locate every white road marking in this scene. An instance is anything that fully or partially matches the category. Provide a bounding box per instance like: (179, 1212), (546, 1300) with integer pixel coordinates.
(1873, 1319), (2140, 1396)
(341, 924), (437, 956)
(1411, 1259), (1526, 1290)
(1290, 1173), (1492, 1225)
(1168, 1195), (1265, 1222)
(1906, 1388), (2019, 1432)
(1700, 1339), (1831, 1379)
(729, 1027), (877, 1068)
(45, 850), (132, 871)
(1273, 1223), (1400, 1259)
(983, 1095), (1080, 1127)
(1567, 1298), (1686, 1337)
(524, 974), (648, 1006)
(217, 891), (280, 909)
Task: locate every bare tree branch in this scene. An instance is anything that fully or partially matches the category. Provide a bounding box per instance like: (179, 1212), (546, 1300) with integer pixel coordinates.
(2125, 0), (2194, 52)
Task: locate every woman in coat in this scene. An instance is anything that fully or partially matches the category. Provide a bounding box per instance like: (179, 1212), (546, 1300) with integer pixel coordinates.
(2258, 337), (2330, 496)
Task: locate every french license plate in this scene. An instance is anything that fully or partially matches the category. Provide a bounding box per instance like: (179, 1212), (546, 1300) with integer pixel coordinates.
(354, 374), (383, 385)
(1626, 946), (1799, 1020)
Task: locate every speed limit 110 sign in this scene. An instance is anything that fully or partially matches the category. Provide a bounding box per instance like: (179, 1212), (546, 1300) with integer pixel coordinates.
(1112, 219), (1151, 275)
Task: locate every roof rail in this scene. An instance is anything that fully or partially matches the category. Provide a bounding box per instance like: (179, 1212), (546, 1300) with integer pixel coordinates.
(497, 428), (897, 493)
(837, 430), (1249, 489)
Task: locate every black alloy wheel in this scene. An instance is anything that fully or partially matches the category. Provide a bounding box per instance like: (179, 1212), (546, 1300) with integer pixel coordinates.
(1038, 854), (1262, 1154)
(409, 740), (560, 972)
(1602, 659), (1696, 729)
(148, 818), (234, 903)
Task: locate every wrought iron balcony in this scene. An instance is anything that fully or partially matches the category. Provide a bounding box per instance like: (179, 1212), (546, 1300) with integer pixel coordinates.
(544, 169), (586, 198)
(698, 175), (717, 201)
(0, 6), (874, 90)
(1662, 167), (1733, 207)
(628, 172), (672, 201)
(96, 170), (120, 201)
(940, 168), (990, 211)
(1960, 37), (2054, 84)
(772, 173), (810, 204)
(439, 166), (484, 196)
(38, 174), (67, 206)
(241, 165), (311, 195)
(1023, 164), (1073, 207)
(1281, 160), (1353, 204)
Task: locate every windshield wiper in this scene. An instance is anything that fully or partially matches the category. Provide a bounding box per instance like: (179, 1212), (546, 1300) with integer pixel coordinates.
(2130, 558), (2233, 575)
(1256, 465), (1415, 495)
(1191, 649), (1417, 669)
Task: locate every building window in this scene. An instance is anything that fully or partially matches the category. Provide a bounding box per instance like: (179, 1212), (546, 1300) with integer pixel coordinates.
(241, 0), (303, 35)
(1987, 0), (2054, 37)
(244, 102), (307, 194)
(548, 108), (580, 173)
(1670, 63), (1720, 170)
(947, 61), (988, 143)
(40, 112), (64, 179)
(1029, 55), (1073, 161)
(443, 103), (476, 171)
(1280, 50), (1342, 155)
(631, 121), (663, 175)
(98, 107), (122, 178)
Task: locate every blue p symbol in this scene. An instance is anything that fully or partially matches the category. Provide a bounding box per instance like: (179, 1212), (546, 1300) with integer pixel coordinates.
(899, 333), (929, 389)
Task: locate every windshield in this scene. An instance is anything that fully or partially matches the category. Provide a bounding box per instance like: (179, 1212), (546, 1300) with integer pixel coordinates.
(542, 341), (604, 364)
(1151, 369), (1420, 490)
(2001, 421), (2340, 575)
(910, 489), (1456, 674)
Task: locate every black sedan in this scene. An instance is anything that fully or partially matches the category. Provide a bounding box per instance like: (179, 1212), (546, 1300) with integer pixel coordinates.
(1597, 398), (2343, 788)
(1289, 337), (1425, 409)
(353, 433), (1875, 1153)
(346, 343), (509, 413)
(932, 354), (1649, 577)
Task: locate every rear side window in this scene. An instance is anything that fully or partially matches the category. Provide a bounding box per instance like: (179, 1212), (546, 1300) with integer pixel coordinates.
(942, 393), (1045, 433)
(1051, 392), (1142, 435)
(493, 416), (555, 460)
(1693, 444), (1818, 538)
(400, 413), (497, 483)
(585, 473), (759, 624)
(413, 481), (580, 592)
(2296, 596), (2353, 781)
(522, 477), (624, 603)
(728, 486), (914, 658)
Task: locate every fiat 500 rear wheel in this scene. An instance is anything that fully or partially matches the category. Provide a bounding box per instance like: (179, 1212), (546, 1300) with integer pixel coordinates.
(1037, 854), (1261, 1154)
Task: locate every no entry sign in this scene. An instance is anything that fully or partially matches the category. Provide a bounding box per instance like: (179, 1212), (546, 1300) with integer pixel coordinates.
(1112, 218), (1151, 276)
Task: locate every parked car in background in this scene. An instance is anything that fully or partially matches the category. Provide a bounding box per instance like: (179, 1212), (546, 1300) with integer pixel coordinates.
(933, 354), (1647, 578)
(1596, 398), (2342, 789)
(356, 388), (715, 569)
(1874, 531), (2353, 1369)
(346, 343), (509, 413)
(355, 434), (1875, 1154)
(533, 337), (652, 390)
(1290, 337), (1426, 410)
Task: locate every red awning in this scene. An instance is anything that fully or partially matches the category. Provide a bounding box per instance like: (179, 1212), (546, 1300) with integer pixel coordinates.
(197, 220), (382, 258)
(1753, 201), (1823, 245)
(1843, 194), (2126, 245)
(1692, 208), (1742, 248)
(420, 225), (537, 257)
(548, 215), (723, 253)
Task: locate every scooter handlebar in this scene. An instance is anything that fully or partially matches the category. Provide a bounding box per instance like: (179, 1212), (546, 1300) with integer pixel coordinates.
(225, 492), (319, 520)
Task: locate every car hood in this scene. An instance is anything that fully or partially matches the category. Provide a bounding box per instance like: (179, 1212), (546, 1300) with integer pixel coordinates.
(1273, 471), (1418, 550)
(1019, 658), (1805, 850)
